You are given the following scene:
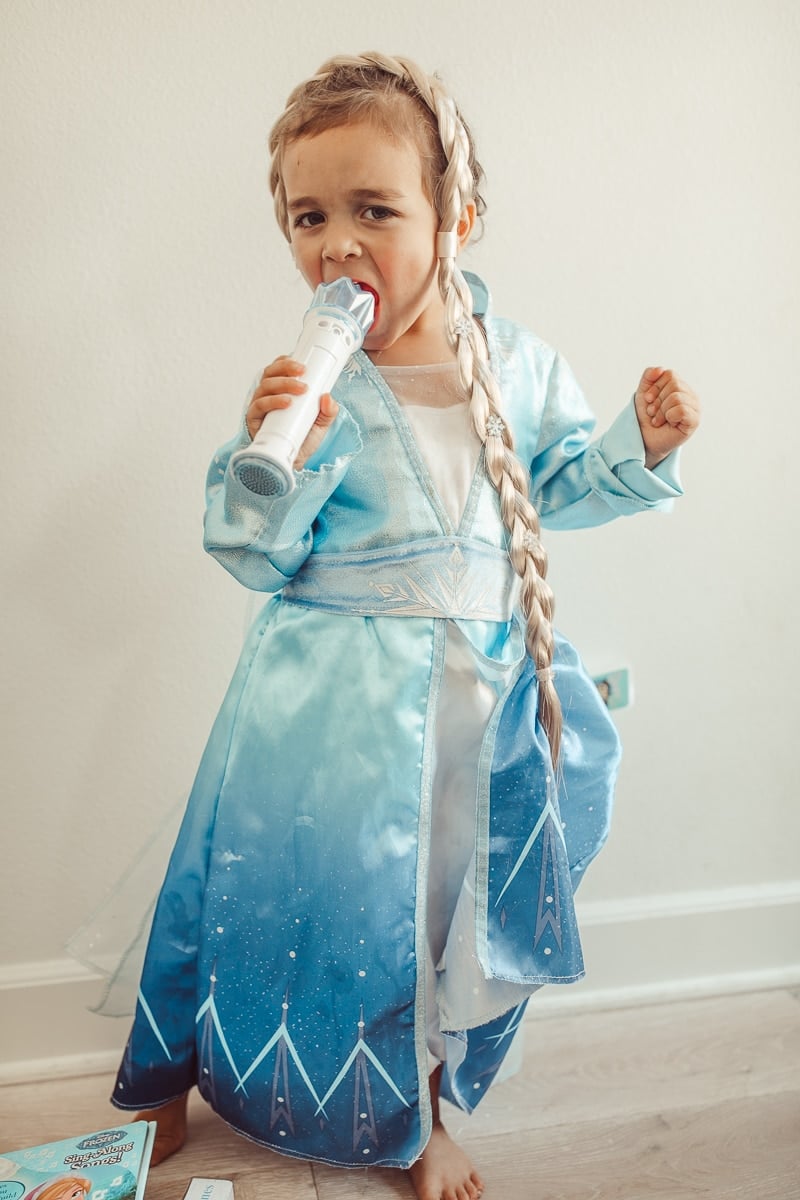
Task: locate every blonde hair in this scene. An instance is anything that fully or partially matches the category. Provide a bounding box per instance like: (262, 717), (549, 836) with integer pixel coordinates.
(269, 52), (562, 764)
(26, 1177), (92, 1200)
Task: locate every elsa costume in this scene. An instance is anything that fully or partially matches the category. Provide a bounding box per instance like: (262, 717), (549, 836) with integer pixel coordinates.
(109, 274), (682, 1168)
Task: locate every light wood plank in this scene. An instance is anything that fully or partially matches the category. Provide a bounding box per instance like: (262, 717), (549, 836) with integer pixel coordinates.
(204, 1169), (317, 1200)
(0, 1080), (317, 1200)
(143, 1164), (317, 1200)
(0, 1072), (121, 1148)
(141, 1094), (318, 1200)
(2, 990), (798, 1200)
(313, 1162), (415, 1198)
(447, 988), (800, 1145)
(462, 1093), (800, 1200)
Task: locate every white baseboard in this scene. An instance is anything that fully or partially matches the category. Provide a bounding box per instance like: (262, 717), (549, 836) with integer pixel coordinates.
(0, 968), (129, 1087)
(531, 879), (800, 1014)
(2, 881), (798, 1085)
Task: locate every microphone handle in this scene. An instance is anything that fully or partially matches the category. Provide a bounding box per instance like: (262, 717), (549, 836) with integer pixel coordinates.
(229, 279), (373, 497)
(250, 310), (358, 467)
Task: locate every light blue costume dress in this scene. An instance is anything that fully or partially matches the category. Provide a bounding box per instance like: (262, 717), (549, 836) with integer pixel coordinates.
(110, 275), (681, 1168)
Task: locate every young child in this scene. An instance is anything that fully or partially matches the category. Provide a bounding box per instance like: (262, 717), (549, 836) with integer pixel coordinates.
(111, 52), (699, 1200)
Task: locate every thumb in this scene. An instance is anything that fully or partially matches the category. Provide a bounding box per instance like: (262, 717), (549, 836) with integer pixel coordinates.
(314, 392), (339, 426)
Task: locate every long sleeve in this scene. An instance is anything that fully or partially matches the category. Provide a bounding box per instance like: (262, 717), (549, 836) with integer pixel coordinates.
(203, 403), (363, 592)
(530, 352), (683, 530)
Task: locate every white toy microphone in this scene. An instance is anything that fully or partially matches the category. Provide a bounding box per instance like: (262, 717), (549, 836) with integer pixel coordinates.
(230, 278), (375, 497)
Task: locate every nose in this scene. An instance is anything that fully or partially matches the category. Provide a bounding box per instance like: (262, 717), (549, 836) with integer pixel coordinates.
(321, 220), (361, 263)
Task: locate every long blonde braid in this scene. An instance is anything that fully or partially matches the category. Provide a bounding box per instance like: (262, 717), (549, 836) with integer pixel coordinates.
(268, 53), (563, 765)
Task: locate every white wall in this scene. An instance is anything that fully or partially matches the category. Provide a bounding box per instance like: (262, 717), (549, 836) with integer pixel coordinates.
(2, 0), (798, 1079)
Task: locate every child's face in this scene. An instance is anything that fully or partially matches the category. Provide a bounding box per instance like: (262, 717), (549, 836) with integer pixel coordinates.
(282, 120), (450, 363)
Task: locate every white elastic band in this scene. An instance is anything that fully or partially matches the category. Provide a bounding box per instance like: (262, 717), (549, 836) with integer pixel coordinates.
(535, 666), (555, 684)
(436, 231), (459, 258)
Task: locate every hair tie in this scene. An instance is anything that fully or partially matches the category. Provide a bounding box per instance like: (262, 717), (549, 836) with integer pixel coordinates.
(535, 666), (555, 684)
(436, 230), (459, 258)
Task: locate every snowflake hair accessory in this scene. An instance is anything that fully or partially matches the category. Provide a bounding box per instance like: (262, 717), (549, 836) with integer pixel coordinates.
(454, 316), (473, 339)
(486, 414), (506, 438)
(522, 528), (539, 550)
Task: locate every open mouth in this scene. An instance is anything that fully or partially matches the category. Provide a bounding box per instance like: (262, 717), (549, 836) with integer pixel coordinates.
(353, 281), (379, 327)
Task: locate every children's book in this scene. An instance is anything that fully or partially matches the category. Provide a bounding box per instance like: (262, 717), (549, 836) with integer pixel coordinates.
(0, 1120), (156, 1200)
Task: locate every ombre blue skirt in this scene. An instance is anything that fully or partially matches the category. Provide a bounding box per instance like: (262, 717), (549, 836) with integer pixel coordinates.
(107, 600), (620, 1169)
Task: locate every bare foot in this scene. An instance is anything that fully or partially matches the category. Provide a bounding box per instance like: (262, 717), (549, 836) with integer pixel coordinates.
(408, 1065), (485, 1200)
(136, 1092), (189, 1165)
(409, 1121), (485, 1200)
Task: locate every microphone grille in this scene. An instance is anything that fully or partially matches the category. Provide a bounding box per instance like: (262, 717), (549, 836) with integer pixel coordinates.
(233, 457), (291, 497)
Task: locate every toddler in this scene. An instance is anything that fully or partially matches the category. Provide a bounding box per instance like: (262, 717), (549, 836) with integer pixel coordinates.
(111, 52), (700, 1200)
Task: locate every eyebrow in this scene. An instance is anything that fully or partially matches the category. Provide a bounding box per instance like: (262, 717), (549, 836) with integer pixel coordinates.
(286, 188), (406, 212)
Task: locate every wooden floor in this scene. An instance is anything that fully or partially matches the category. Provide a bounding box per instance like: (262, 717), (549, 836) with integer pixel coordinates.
(2, 989), (798, 1199)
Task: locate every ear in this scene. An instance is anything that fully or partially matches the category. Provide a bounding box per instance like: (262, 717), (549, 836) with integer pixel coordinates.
(457, 202), (477, 251)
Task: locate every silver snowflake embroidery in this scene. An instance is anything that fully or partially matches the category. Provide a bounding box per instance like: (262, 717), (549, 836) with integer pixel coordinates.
(368, 544), (504, 620)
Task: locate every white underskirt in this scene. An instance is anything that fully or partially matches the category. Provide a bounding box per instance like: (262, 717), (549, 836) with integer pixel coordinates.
(377, 366), (506, 1062)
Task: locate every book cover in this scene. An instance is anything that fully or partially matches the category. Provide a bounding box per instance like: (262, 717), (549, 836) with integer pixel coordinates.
(0, 1121), (156, 1200)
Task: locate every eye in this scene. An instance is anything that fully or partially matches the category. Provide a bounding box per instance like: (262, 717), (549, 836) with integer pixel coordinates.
(363, 205), (396, 222)
(293, 211), (325, 229)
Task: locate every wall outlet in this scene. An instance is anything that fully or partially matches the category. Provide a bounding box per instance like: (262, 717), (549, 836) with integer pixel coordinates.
(592, 667), (632, 710)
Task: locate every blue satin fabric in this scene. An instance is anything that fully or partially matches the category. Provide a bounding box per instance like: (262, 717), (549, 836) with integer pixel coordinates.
(116, 601), (437, 1166)
(481, 636), (621, 986)
(111, 275), (677, 1168)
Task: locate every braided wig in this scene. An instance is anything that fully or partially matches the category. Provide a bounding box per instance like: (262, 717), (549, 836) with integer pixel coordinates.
(269, 53), (563, 764)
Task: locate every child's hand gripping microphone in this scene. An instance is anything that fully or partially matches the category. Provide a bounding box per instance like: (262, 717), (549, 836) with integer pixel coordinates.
(230, 278), (375, 497)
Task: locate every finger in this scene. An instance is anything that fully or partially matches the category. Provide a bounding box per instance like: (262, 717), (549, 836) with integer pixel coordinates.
(661, 382), (700, 419)
(249, 394), (292, 419)
(652, 371), (683, 400)
(254, 374), (307, 400)
(652, 373), (700, 413)
(644, 389), (668, 426)
(649, 379), (697, 425)
(637, 366), (666, 397)
(660, 397), (700, 434)
(246, 392), (299, 439)
(315, 392), (338, 423)
(645, 374), (687, 424)
(254, 359), (306, 397)
(647, 371), (682, 399)
(251, 377), (310, 407)
(262, 356), (305, 378)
